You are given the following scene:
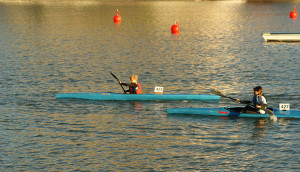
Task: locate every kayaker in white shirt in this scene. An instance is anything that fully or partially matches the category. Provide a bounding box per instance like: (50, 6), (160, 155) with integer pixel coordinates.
(237, 86), (277, 121)
(236, 86), (267, 113)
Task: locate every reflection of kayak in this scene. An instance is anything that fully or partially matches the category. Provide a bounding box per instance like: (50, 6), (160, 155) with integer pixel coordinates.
(56, 92), (220, 101)
(167, 107), (300, 119)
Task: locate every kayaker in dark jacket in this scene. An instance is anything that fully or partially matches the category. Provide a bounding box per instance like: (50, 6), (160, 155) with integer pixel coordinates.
(119, 74), (142, 94)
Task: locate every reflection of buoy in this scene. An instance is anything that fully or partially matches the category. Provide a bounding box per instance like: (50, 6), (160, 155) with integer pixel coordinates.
(171, 21), (180, 34)
(290, 6), (297, 18)
(114, 9), (121, 23)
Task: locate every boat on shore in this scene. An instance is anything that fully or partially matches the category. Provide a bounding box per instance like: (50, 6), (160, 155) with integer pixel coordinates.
(262, 33), (300, 42)
(55, 92), (220, 101)
(167, 107), (300, 119)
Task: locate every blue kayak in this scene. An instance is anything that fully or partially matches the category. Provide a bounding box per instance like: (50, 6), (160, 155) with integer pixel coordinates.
(55, 92), (220, 101)
(167, 107), (300, 119)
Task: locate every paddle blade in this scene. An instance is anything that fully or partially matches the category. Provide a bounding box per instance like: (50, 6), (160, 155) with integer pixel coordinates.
(211, 89), (238, 101)
(211, 89), (226, 97)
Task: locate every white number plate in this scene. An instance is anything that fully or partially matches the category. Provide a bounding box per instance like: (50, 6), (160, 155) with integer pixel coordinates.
(279, 103), (290, 111)
(154, 86), (164, 93)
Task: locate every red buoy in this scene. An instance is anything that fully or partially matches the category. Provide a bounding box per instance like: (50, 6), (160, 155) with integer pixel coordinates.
(290, 6), (297, 18)
(114, 9), (121, 23)
(171, 21), (180, 34)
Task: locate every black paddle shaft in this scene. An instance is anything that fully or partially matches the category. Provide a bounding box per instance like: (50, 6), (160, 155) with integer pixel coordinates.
(211, 89), (251, 104)
(110, 72), (126, 93)
(211, 89), (237, 101)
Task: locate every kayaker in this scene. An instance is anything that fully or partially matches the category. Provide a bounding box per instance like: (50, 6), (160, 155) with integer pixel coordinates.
(237, 86), (277, 121)
(236, 86), (267, 113)
(119, 74), (142, 94)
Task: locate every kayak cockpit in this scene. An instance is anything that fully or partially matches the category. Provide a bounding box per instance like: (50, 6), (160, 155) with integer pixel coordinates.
(225, 107), (244, 113)
(225, 107), (274, 114)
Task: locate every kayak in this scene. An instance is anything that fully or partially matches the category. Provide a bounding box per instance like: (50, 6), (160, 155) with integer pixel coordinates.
(55, 92), (220, 101)
(167, 107), (300, 119)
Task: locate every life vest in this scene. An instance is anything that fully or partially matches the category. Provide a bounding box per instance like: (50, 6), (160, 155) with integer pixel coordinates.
(129, 83), (142, 94)
(252, 94), (267, 110)
(252, 95), (260, 109)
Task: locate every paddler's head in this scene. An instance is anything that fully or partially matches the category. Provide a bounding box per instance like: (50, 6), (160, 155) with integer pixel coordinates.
(130, 75), (138, 84)
(253, 86), (263, 96)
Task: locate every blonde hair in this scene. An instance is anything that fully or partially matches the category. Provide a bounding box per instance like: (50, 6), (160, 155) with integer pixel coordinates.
(130, 75), (138, 81)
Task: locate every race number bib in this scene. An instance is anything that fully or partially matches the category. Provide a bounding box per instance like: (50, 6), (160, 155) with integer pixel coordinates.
(279, 103), (290, 111)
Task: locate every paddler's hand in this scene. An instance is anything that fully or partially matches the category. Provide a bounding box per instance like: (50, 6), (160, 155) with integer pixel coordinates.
(236, 99), (240, 103)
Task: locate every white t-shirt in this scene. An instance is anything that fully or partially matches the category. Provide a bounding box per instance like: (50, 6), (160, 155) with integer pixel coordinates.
(258, 96), (267, 114)
(258, 96), (267, 105)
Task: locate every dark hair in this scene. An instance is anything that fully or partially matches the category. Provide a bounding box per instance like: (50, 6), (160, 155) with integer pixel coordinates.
(253, 86), (262, 92)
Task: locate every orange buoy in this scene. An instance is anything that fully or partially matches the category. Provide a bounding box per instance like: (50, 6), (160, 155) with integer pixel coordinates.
(114, 9), (121, 23)
(171, 21), (180, 34)
(290, 6), (297, 18)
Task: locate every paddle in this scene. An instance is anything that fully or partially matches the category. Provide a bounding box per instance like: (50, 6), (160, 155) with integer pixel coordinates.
(211, 89), (277, 121)
(110, 72), (126, 94)
(211, 89), (241, 102)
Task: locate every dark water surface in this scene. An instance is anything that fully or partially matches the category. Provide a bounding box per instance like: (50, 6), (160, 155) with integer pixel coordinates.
(0, 1), (300, 171)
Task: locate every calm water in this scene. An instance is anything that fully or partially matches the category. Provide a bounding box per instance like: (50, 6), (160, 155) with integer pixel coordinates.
(1, 1), (300, 171)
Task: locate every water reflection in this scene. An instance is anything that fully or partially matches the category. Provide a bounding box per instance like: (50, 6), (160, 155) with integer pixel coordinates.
(251, 119), (268, 142)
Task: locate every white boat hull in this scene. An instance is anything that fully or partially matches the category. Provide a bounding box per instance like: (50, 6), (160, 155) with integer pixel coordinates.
(262, 33), (300, 42)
